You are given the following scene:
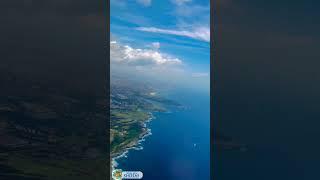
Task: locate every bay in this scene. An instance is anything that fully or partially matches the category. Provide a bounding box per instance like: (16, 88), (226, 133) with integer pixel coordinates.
(116, 90), (210, 180)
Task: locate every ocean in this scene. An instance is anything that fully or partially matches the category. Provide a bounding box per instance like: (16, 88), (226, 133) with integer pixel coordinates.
(116, 89), (210, 180)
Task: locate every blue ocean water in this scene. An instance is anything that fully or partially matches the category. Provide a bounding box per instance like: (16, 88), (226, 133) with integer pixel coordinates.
(116, 90), (210, 180)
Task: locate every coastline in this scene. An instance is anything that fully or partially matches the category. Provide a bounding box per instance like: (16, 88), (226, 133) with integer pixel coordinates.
(111, 113), (154, 171)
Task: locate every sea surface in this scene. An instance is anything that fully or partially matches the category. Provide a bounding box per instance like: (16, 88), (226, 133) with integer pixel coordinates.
(116, 89), (210, 180)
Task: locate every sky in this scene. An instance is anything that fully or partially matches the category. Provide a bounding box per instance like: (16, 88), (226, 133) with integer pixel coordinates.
(110, 0), (210, 91)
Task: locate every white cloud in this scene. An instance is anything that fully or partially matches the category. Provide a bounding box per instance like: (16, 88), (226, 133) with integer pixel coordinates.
(136, 0), (152, 6)
(170, 1), (210, 44)
(175, 4), (209, 17)
(171, 0), (192, 5)
(110, 41), (181, 66)
(191, 72), (209, 77)
(110, 41), (209, 91)
(151, 42), (161, 49)
(136, 26), (210, 42)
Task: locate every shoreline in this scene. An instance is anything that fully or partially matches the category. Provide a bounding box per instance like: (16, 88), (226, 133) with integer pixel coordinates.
(111, 113), (154, 172)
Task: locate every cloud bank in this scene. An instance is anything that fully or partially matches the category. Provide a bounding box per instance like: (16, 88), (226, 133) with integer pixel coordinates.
(110, 41), (182, 66)
(110, 40), (209, 92)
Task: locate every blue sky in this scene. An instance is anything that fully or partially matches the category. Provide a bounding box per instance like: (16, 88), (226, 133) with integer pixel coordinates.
(110, 0), (210, 90)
